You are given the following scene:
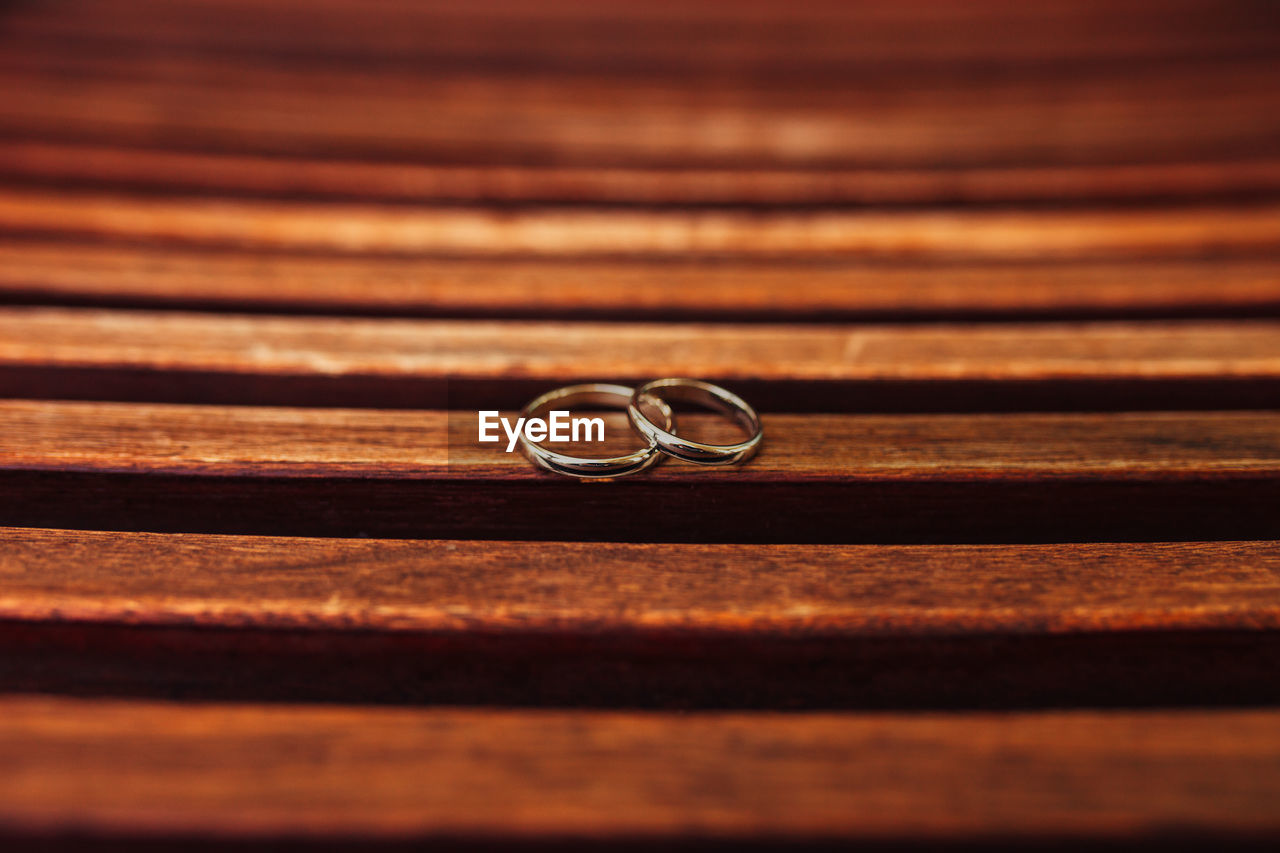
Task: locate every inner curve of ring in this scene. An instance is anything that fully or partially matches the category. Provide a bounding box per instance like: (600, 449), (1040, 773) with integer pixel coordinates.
(525, 392), (674, 460)
(636, 387), (757, 446)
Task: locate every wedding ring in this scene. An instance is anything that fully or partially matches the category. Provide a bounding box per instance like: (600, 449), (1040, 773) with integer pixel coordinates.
(519, 383), (676, 479)
(628, 378), (762, 465)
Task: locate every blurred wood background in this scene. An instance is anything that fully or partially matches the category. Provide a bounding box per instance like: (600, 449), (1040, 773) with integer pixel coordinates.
(1, 0), (1279, 848)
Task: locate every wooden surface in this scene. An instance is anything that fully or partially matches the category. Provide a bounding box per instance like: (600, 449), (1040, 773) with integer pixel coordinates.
(6, 189), (1280, 259)
(2, 528), (1279, 708)
(0, 401), (1277, 542)
(4, 241), (1280, 322)
(3, 0), (1280, 847)
(6, 528), (1279, 636)
(3, 696), (1280, 845)
(0, 308), (1279, 410)
(4, 27), (1279, 167)
(6, 401), (1280, 479)
(5, 141), (1280, 206)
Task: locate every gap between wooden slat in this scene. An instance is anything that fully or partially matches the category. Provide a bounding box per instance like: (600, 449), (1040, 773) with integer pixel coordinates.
(0, 696), (1279, 845)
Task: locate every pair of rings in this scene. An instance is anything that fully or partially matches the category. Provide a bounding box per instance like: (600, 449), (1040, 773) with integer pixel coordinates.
(519, 378), (763, 479)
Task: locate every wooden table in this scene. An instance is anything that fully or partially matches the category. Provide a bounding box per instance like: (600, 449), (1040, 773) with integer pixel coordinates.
(1, 0), (1279, 848)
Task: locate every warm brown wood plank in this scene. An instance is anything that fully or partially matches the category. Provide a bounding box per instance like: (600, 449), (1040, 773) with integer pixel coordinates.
(6, 142), (1280, 206)
(4, 528), (1278, 635)
(11, 0), (1279, 72)
(4, 189), (1279, 259)
(3, 402), (1279, 481)
(7, 0), (1275, 175)
(12, 39), (1280, 92)
(3, 54), (1278, 167)
(4, 529), (1279, 707)
(14, 14), (1278, 84)
(1, 696), (1279, 844)
(0, 308), (1277, 410)
(4, 309), (1278, 384)
(1, 243), (1279, 325)
(0, 401), (1275, 543)
(3, 241), (1279, 322)
(5, 1), (1279, 842)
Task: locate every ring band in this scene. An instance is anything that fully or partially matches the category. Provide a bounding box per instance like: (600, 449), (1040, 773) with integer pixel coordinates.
(628, 378), (762, 466)
(519, 383), (676, 479)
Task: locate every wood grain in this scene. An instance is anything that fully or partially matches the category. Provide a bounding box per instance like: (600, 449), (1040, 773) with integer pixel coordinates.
(1, 308), (1278, 411)
(5, 242), (1280, 322)
(4, 309), (1278, 384)
(4, 0), (1280, 844)
(4, 527), (1278, 636)
(4, 189), (1280, 259)
(3, 52), (1278, 168)
(1, 696), (1279, 845)
(0, 401), (1276, 542)
(11, 0), (1279, 71)
(6, 142), (1280, 206)
(2, 401), (1278, 480)
(2, 528), (1280, 708)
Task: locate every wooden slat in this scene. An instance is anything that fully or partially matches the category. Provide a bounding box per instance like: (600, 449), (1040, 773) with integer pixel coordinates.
(3, 54), (1278, 168)
(0, 401), (1276, 542)
(4, 189), (1280, 259)
(12, 37), (1280, 93)
(4, 242), (1280, 322)
(2, 527), (1279, 707)
(3, 0), (1277, 845)
(10, 0), (1279, 71)
(4, 309), (1277, 382)
(7, 143), (1280, 206)
(0, 308), (1277, 410)
(5, 402), (1280, 480)
(1, 696), (1279, 845)
(4, 528), (1277, 635)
